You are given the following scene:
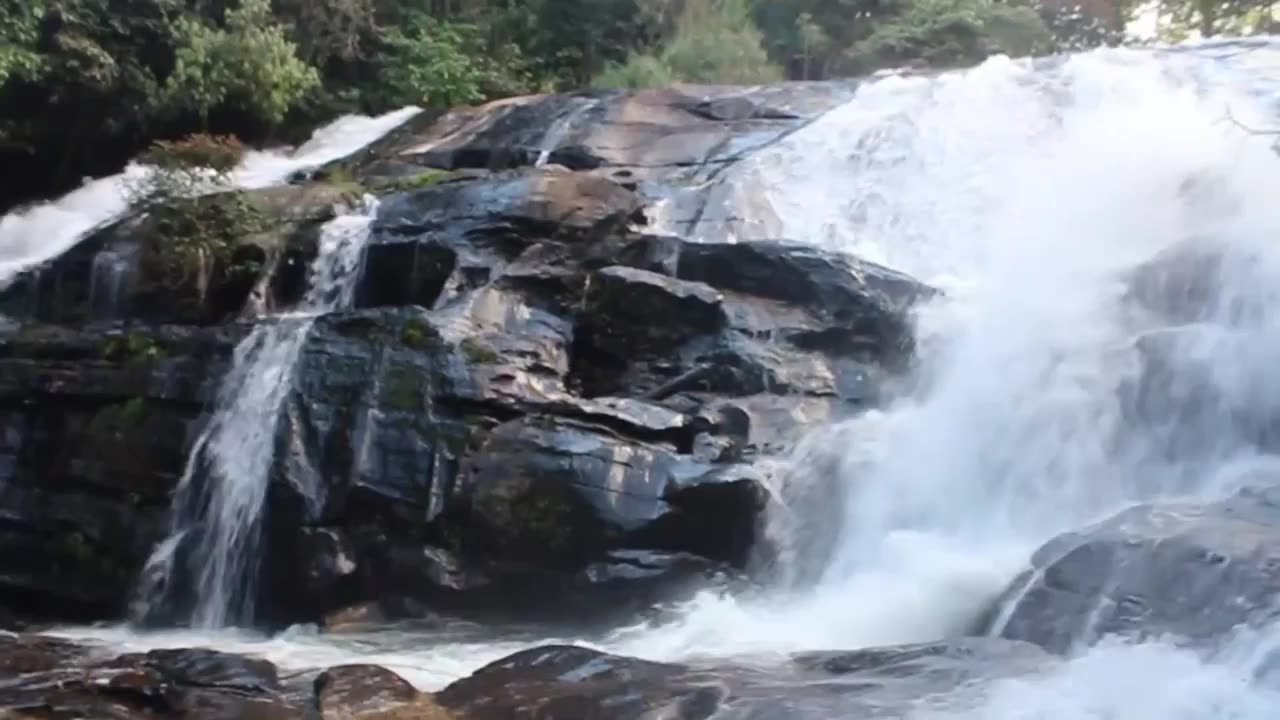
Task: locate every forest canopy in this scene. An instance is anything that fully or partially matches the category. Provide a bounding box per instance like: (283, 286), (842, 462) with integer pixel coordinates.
(0, 0), (1271, 208)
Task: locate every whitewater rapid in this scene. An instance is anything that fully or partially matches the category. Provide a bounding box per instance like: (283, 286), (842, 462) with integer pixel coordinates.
(40, 38), (1280, 717)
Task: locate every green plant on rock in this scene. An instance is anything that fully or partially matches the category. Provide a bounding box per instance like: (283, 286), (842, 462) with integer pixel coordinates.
(101, 332), (165, 362)
(120, 397), (149, 425)
(460, 337), (500, 365)
(399, 318), (432, 349)
(129, 134), (269, 298)
(376, 169), (455, 194)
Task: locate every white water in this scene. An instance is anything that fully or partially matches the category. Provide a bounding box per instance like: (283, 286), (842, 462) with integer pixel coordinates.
(45, 40), (1280, 717)
(0, 106), (419, 289)
(138, 203), (379, 629)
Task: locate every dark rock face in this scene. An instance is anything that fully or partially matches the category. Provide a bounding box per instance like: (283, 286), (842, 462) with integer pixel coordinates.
(0, 323), (237, 621)
(992, 484), (1280, 654)
(0, 82), (934, 629)
(437, 638), (1053, 720)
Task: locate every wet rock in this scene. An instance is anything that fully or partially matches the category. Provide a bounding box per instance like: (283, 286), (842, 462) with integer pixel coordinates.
(993, 483), (1280, 654)
(372, 167), (642, 246)
(315, 665), (453, 720)
(458, 415), (765, 569)
(0, 324), (236, 621)
(0, 638), (301, 719)
(582, 266), (726, 354)
(675, 241), (929, 359)
(437, 638), (1052, 720)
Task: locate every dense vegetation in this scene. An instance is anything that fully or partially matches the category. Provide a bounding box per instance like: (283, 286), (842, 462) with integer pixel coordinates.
(0, 0), (1273, 210)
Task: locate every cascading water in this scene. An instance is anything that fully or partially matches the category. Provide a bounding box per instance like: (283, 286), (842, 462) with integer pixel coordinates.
(45, 39), (1280, 715)
(136, 201), (379, 629)
(0, 106), (419, 290)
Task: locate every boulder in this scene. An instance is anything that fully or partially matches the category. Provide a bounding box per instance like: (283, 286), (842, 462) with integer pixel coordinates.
(437, 638), (1053, 720)
(581, 265), (726, 354)
(315, 665), (453, 720)
(371, 167), (642, 247)
(992, 484), (1280, 654)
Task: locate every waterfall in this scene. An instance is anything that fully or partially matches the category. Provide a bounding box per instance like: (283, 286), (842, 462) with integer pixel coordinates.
(136, 202), (378, 628)
(534, 98), (600, 167)
(602, 41), (1280, 665)
(0, 106), (419, 290)
(36, 39), (1280, 716)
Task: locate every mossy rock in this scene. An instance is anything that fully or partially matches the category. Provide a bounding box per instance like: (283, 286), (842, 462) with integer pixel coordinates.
(460, 337), (500, 365)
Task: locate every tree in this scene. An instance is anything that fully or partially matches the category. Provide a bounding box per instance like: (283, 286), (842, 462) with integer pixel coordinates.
(1153, 0), (1274, 38)
(164, 0), (320, 127)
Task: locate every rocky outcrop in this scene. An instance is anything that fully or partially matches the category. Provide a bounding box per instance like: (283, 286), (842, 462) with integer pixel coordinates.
(990, 483), (1280, 654)
(0, 323), (237, 620)
(0, 82), (933, 629)
(437, 638), (1053, 720)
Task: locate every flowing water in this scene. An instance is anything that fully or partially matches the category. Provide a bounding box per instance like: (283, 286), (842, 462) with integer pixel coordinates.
(0, 106), (419, 289)
(136, 203), (380, 629)
(40, 39), (1280, 716)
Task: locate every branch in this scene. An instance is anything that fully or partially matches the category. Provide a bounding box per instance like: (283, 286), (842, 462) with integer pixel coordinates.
(1223, 104), (1280, 153)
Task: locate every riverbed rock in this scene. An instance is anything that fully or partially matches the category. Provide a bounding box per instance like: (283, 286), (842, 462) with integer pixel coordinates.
(992, 483), (1280, 654)
(0, 634), (452, 720)
(315, 664), (453, 720)
(437, 638), (1054, 720)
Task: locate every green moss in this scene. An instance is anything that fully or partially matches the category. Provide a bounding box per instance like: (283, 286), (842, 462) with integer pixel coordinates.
(102, 332), (165, 362)
(400, 317), (432, 350)
(120, 397), (149, 425)
(460, 337), (500, 365)
(380, 365), (425, 412)
(375, 169), (454, 194)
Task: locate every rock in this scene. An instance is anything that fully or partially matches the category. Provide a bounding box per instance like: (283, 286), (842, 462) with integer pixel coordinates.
(372, 167), (642, 247)
(993, 484), (1280, 654)
(581, 265), (726, 354)
(674, 240), (930, 359)
(0, 182), (358, 326)
(437, 638), (1052, 720)
(0, 638), (301, 719)
(315, 665), (453, 720)
(458, 415), (765, 570)
(0, 324), (236, 621)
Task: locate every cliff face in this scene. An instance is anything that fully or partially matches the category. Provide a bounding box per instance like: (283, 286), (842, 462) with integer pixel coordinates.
(0, 82), (931, 629)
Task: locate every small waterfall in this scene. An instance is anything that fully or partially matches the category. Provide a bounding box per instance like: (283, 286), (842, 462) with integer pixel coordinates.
(534, 98), (600, 167)
(87, 246), (136, 321)
(0, 107), (419, 291)
(137, 199), (378, 628)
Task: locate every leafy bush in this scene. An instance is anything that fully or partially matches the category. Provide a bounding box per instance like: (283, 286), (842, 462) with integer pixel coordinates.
(130, 135), (265, 297)
(163, 0), (320, 126)
(594, 54), (675, 89)
(593, 0), (783, 88)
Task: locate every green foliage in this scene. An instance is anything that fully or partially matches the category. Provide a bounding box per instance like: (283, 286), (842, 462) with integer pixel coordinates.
(376, 13), (496, 109)
(165, 0), (319, 126)
(0, 0), (46, 87)
(102, 333), (164, 362)
(846, 0), (1055, 72)
(594, 0), (783, 88)
(595, 55), (676, 89)
(1152, 0), (1273, 38)
(130, 134), (267, 295)
(661, 0), (784, 84)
